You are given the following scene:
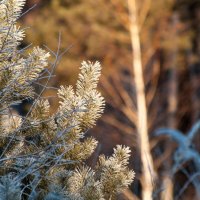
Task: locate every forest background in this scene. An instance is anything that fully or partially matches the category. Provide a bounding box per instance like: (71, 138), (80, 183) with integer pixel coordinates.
(19, 0), (200, 199)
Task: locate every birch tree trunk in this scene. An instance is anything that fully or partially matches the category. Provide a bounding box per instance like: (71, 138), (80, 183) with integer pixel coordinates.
(127, 0), (155, 199)
(161, 13), (179, 200)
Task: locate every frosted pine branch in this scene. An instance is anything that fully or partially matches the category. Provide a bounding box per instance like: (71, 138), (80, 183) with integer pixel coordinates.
(0, 0), (134, 199)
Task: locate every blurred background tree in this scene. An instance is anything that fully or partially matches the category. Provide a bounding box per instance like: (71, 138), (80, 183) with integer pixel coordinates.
(19, 0), (200, 199)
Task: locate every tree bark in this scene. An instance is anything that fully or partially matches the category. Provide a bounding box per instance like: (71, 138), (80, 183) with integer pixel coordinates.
(127, 0), (155, 199)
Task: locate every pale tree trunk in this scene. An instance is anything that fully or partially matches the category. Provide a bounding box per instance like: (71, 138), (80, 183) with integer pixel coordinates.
(167, 13), (178, 130)
(161, 13), (179, 200)
(127, 0), (155, 199)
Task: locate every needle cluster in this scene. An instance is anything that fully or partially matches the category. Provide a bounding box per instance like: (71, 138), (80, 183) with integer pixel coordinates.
(0, 1), (134, 199)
